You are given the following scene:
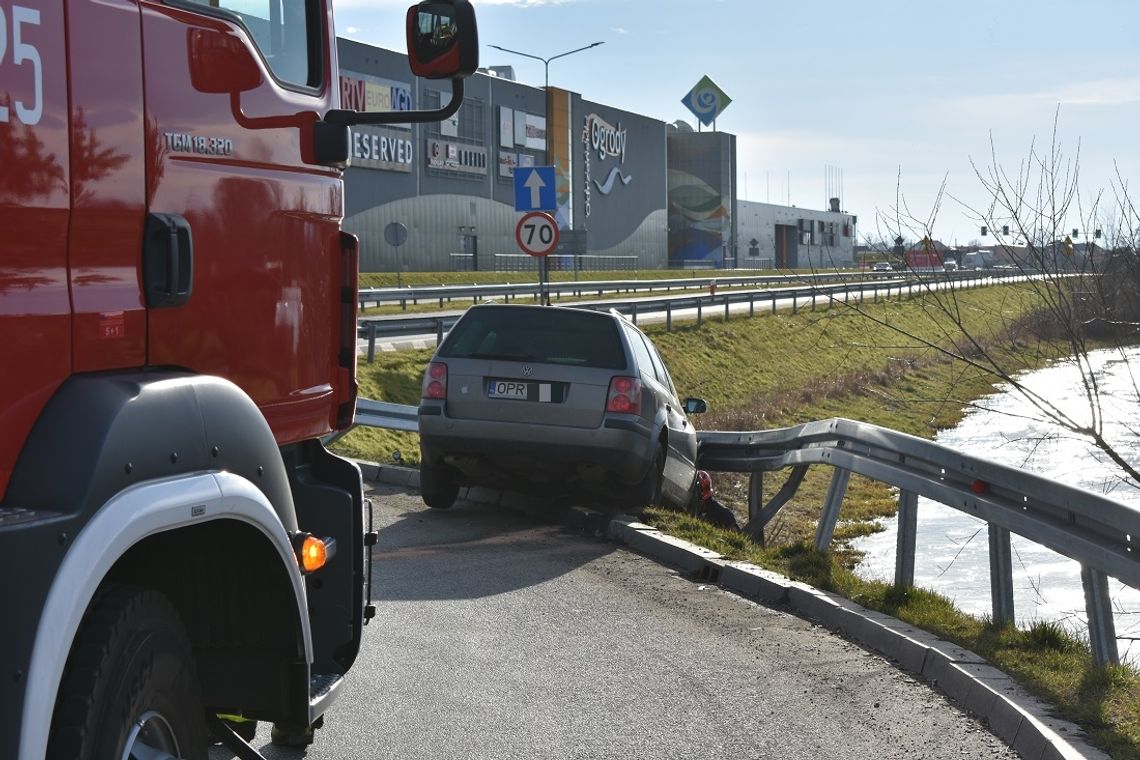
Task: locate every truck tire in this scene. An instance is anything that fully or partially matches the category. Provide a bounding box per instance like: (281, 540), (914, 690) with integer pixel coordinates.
(420, 461), (459, 509)
(47, 585), (208, 760)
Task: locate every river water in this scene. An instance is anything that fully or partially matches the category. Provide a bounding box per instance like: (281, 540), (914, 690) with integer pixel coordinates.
(852, 346), (1140, 661)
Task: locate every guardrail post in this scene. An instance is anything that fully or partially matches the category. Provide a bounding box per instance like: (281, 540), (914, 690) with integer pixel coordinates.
(435, 319), (444, 345)
(697, 300), (703, 326)
(367, 323), (377, 364)
(791, 294), (798, 315)
(631, 303), (638, 325)
(988, 525), (1016, 626)
(770, 293), (776, 315)
(749, 293), (755, 317)
(812, 290), (817, 311)
(1082, 565), (1120, 666)
(747, 472), (764, 544)
(814, 468), (851, 551)
(724, 299), (730, 321)
(894, 490), (918, 589)
(666, 303), (673, 331)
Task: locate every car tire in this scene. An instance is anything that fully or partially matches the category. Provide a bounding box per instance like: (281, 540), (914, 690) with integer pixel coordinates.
(626, 441), (665, 511)
(47, 585), (208, 760)
(420, 460), (460, 509)
(684, 475), (701, 516)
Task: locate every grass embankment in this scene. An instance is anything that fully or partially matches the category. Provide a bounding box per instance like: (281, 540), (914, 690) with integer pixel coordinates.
(333, 279), (1140, 757)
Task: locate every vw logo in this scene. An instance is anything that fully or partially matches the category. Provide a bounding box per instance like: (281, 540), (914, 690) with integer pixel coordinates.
(522, 365), (533, 377)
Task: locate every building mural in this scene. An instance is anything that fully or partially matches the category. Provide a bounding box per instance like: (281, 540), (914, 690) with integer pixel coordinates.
(667, 131), (735, 267)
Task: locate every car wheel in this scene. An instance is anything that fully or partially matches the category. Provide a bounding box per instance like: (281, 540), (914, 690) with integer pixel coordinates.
(684, 475), (702, 516)
(420, 460), (460, 509)
(627, 441), (665, 511)
(47, 585), (208, 760)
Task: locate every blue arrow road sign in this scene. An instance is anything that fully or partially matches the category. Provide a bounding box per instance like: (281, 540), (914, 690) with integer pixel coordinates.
(514, 166), (557, 212)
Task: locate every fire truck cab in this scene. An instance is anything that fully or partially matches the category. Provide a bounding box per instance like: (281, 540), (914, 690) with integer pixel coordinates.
(0, 1), (477, 757)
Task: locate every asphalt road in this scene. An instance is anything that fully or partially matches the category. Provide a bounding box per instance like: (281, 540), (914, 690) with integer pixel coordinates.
(210, 483), (1017, 760)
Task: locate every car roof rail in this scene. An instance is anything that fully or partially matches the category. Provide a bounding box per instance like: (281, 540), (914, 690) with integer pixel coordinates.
(608, 307), (631, 323)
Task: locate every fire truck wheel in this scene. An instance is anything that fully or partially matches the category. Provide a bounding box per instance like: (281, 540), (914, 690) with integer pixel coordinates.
(47, 585), (208, 760)
(420, 461), (459, 509)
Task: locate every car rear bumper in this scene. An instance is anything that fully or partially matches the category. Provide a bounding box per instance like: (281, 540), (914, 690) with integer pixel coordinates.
(419, 406), (656, 485)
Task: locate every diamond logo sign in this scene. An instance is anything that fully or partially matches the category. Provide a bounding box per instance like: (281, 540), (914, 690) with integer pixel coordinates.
(681, 75), (732, 127)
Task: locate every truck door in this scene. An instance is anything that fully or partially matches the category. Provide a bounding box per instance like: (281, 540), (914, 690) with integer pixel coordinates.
(139, 0), (344, 443)
(66, 0), (147, 373)
(0, 0), (70, 498)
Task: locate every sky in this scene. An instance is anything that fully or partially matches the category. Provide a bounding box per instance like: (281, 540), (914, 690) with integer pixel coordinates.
(335, 0), (1140, 248)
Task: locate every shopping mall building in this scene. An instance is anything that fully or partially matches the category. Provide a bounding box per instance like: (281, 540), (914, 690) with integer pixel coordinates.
(337, 39), (857, 273)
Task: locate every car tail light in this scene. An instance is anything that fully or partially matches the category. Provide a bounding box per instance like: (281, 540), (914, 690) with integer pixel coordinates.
(606, 376), (641, 414)
(422, 362), (447, 399)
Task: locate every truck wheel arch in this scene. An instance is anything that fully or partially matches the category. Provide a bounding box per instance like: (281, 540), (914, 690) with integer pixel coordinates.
(19, 471), (310, 760)
(7, 372), (311, 760)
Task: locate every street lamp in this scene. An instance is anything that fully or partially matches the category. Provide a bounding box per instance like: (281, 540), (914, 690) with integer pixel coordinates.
(487, 41), (604, 302)
(487, 41), (605, 93)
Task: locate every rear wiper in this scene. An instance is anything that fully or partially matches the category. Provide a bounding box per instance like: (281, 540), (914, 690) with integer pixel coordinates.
(468, 352), (536, 361)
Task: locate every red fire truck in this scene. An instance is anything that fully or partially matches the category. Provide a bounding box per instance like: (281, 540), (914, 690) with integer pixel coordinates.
(0, 1), (476, 757)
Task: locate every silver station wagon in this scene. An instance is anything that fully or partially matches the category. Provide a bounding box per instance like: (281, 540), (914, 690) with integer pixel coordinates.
(417, 304), (707, 511)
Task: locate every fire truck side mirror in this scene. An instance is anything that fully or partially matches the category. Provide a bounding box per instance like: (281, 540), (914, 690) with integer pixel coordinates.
(188, 28), (263, 95)
(405, 0), (478, 79)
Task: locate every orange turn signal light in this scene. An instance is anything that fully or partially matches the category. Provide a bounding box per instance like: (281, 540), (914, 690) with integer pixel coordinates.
(301, 536), (327, 572)
(291, 533), (336, 573)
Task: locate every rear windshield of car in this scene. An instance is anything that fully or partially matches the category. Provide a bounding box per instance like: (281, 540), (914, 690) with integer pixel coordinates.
(439, 307), (627, 369)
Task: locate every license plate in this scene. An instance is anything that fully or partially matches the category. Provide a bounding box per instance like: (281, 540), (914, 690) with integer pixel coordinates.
(487, 380), (529, 400)
(486, 380), (554, 401)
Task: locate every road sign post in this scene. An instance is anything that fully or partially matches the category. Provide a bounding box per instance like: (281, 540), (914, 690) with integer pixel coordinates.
(384, 222), (409, 287)
(515, 211), (559, 306)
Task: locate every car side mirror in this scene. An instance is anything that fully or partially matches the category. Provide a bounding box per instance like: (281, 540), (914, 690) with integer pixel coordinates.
(684, 398), (707, 415)
(406, 0), (478, 79)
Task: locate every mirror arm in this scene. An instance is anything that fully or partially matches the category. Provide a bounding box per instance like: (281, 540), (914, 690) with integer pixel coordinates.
(323, 77), (465, 127)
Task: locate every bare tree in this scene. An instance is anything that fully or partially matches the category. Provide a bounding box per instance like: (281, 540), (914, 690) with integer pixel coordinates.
(852, 114), (1140, 486)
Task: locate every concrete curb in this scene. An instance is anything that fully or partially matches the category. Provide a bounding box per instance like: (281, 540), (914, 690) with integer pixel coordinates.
(362, 462), (1109, 760)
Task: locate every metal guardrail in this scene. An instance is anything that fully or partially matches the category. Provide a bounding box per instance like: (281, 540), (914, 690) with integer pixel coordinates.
(357, 271), (875, 309)
(356, 270), (1011, 359)
(699, 417), (1137, 667)
(348, 400), (1133, 666)
(355, 398), (419, 431)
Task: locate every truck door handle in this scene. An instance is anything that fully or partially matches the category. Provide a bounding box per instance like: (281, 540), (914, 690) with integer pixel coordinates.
(144, 213), (194, 308)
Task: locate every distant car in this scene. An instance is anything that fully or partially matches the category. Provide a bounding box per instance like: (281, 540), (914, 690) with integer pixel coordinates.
(943, 260), (959, 271)
(417, 303), (707, 511)
(871, 262), (893, 272)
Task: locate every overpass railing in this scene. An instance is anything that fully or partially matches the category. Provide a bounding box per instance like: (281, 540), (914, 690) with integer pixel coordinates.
(347, 400), (1134, 666)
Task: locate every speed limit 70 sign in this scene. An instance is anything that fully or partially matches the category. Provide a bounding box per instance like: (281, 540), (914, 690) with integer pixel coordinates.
(515, 212), (560, 257)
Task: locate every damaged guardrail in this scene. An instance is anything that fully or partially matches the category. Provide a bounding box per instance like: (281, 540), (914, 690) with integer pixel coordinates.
(346, 398), (1140, 665)
(345, 399), (1132, 665)
(698, 417), (1139, 667)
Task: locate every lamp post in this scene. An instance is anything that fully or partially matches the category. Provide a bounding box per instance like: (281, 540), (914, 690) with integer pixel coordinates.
(488, 41), (604, 95)
(488, 42), (604, 303)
